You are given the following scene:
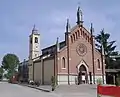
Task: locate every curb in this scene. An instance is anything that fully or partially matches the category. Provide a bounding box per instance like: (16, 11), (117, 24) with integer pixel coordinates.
(18, 83), (51, 92)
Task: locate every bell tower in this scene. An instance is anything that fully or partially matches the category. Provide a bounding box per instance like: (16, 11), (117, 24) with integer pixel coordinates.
(29, 25), (40, 59)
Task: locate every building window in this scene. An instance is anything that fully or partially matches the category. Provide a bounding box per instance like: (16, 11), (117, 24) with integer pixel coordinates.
(71, 36), (73, 43)
(97, 59), (100, 69)
(35, 54), (37, 57)
(77, 30), (80, 37)
(80, 29), (82, 36)
(62, 57), (66, 68)
(75, 32), (78, 39)
(83, 31), (85, 38)
(84, 33), (87, 40)
(35, 37), (38, 43)
(73, 34), (75, 41)
(87, 36), (89, 42)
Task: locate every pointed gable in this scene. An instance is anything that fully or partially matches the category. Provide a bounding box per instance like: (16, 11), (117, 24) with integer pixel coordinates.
(69, 25), (92, 45)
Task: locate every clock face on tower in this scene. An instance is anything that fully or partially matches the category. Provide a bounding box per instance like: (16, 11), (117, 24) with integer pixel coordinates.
(76, 43), (87, 56)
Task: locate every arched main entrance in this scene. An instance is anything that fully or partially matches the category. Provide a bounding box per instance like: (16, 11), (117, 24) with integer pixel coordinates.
(78, 65), (88, 84)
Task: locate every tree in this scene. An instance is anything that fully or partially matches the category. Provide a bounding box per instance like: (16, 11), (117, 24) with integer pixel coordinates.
(95, 29), (117, 56)
(2, 54), (19, 70)
(1, 53), (19, 79)
(0, 67), (4, 74)
(95, 29), (118, 68)
(112, 56), (120, 69)
(0, 67), (4, 80)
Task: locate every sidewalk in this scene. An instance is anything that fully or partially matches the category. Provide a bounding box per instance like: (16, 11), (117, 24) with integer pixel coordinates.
(19, 84), (97, 97)
(18, 83), (51, 92)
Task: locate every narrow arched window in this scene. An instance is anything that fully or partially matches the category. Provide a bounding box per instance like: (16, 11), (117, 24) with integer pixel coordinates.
(35, 54), (37, 57)
(87, 36), (89, 42)
(83, 31), (85, 38)
(75, 32), (78, 39)
(77, 30), (80, 37)
(97, 59), (100, 69)
(62, 57), (65, 68)
(80, 29), (82, 36)
(35, 37), (38, 43)
(71, 36), (73, 43)
(84, 33), (87, 40)
(73, 34), (75, 41)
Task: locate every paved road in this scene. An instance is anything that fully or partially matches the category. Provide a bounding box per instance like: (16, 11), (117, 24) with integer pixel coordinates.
(0, 82), (58, 97)
(0, 82), (97, 97)
(54, 84), (97, 97)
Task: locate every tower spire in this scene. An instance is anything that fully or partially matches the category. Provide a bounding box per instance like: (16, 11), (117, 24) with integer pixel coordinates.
(56, 37), (59, 52)
(90, 23), (94, 35)
(76, 5), (83, 26)
(32, 24), (38, 34)
(66, 18), (70, 33)
(32, 24), (36, 31)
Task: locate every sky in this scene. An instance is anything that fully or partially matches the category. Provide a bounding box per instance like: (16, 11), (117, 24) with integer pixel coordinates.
(0, 0), (120, 63)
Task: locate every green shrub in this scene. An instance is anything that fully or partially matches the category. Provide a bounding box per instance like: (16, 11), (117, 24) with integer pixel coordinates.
(116, 77), (120, 86)
(97, 78), (103, 85)
(97, 94), (102, 97)
(51, 76), (57, 91)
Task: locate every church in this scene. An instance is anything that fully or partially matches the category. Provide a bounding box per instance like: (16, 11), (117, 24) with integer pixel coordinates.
(27, 6), (106, 85)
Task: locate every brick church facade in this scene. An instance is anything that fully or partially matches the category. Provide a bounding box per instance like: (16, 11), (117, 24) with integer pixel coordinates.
(27, 6), (106, 85)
